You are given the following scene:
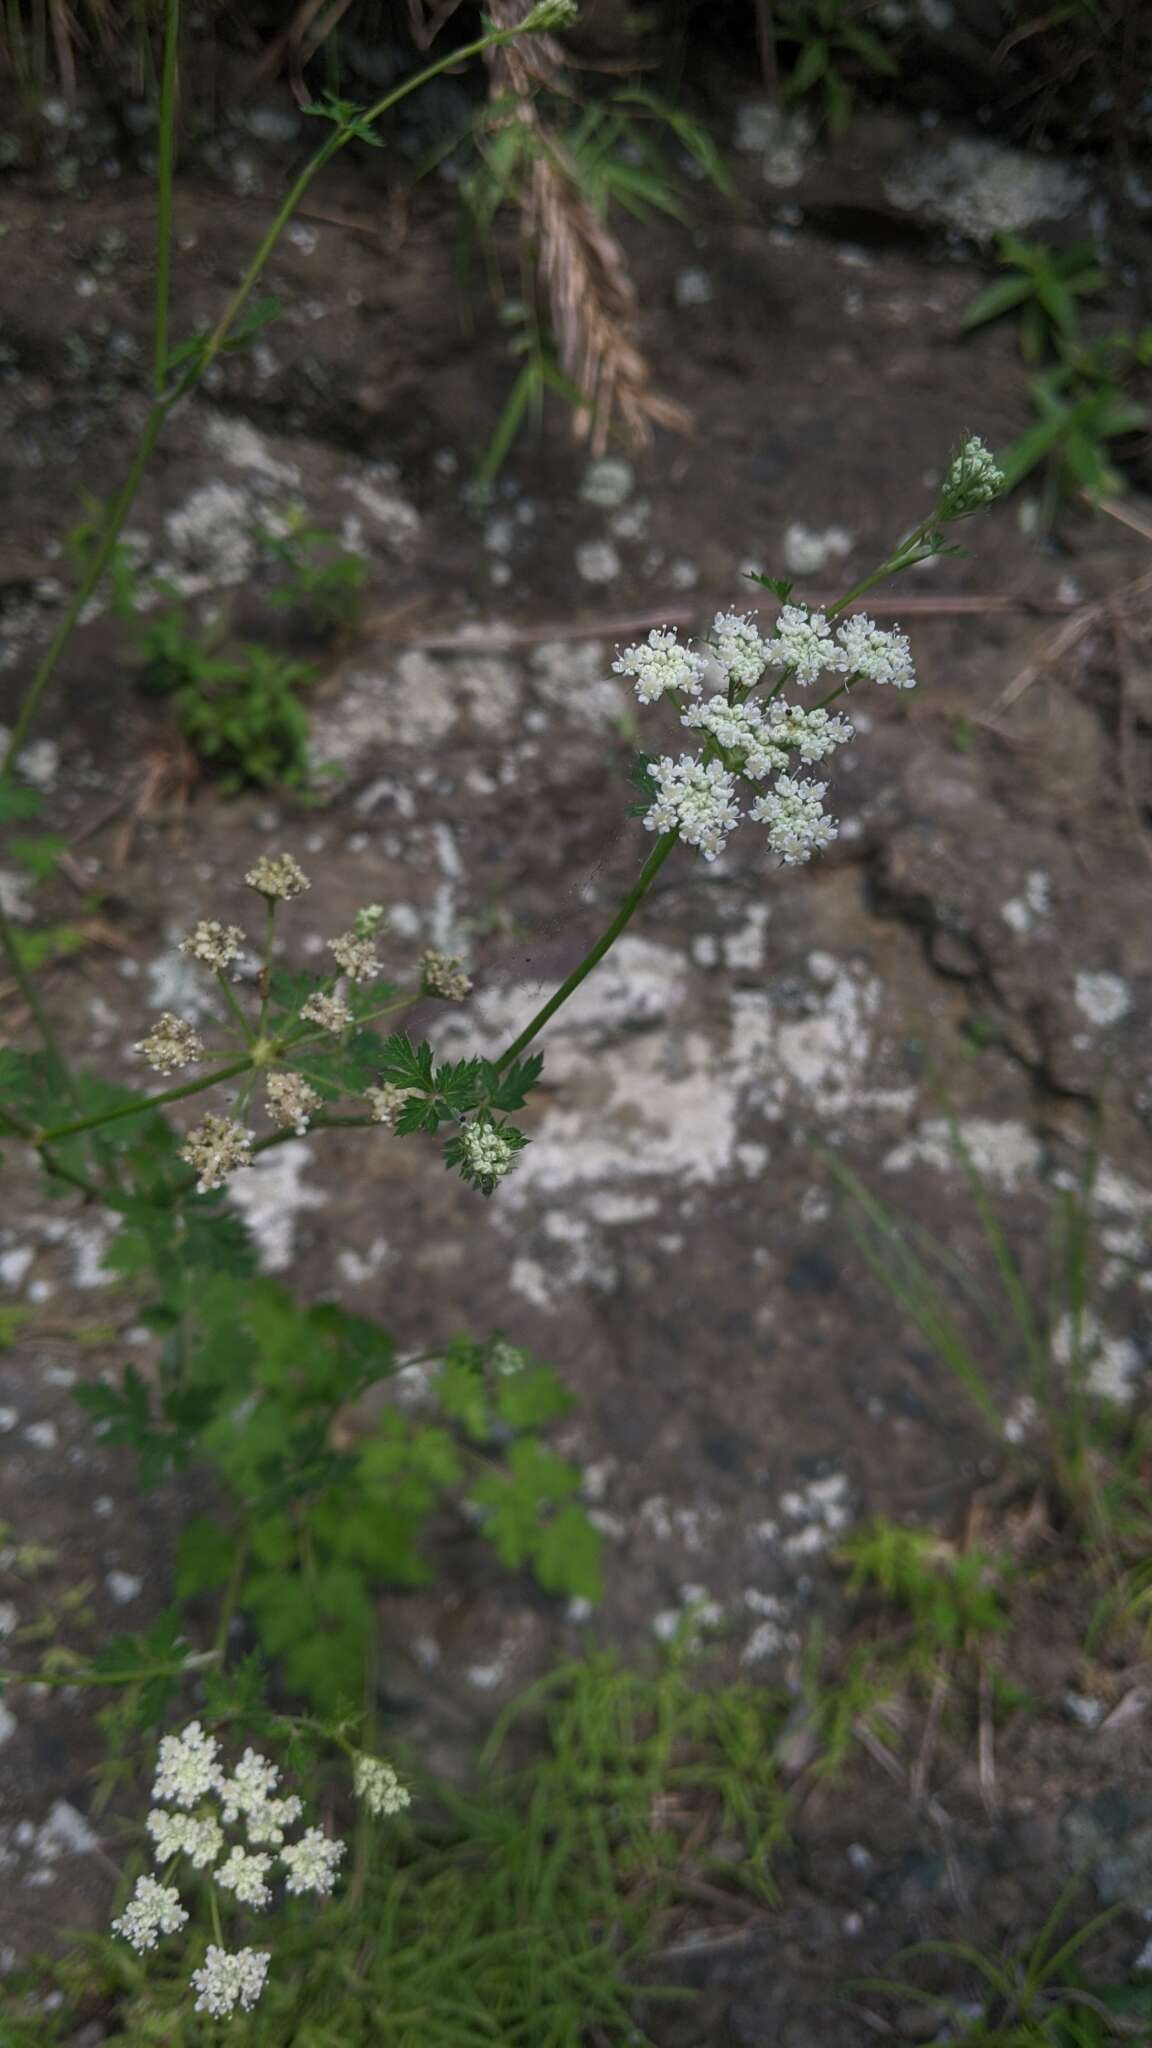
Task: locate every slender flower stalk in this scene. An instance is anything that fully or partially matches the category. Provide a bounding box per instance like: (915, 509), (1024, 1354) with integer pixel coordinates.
(152, 0), (182, 399)
(35, 1060), (252, 1145)
(493, 830), (678, 1074)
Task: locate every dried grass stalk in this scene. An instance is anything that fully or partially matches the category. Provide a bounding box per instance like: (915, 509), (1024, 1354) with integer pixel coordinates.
(484, 0), (689, 454)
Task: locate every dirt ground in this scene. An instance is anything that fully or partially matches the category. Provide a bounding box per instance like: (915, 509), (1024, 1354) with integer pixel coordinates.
(1, 44), (1152, 2041)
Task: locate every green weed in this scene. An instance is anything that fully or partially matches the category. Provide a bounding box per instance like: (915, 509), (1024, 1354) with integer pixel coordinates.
(774, 0), (898, 133)
(960, 235), (1106, 363)
(259, 508), (369, 638)
(860, 1880), (1147, 2043)
(960, 235), (1150, 522)
(840, 1519), (1012, 1658)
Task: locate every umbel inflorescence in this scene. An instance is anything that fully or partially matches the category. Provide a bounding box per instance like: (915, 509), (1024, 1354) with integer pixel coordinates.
(112, 1722), (408, 2018)
(113, 436), (1002, 1206)
(614, 437), (1004, 869)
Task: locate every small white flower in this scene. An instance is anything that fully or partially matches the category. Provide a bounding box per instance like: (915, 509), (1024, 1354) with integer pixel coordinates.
(179, 1114), (254, 1194)
(328, 931), (382, 985)
(365, 1083), (416, 1126)
(711, 610), (767, 688)
(145, 1809), (223, 1870)
(763, 605), (847, 688)
(265, 1071), (321, 1136)
(281, 1826), (346, 1897)
(422, 949), (472, 1001)
(179, 920), (247, 970)
(761, 703), (854, 764)
(112, 1875), (189, 1954)
(461, 1121), (518, 1188)
(219, 1748), (280, 1822)
(300, 992), (352, 1034)
(490, 1341), (528, 1378)
(835, 613), (915, 689)
(750, 774), (837, 865)
(152, 1721), (223, 1809)
(353, 1755), (411, 1818)
(216, 1845), (273, 1909)
(191, 1944), (270, 2018)
(611, 628), (705, 704)
(644, 753), (741, 862)
(133, 1013), (205, 1075)
(245, 852), (310, 901)
(244, 1795), (304, 1849)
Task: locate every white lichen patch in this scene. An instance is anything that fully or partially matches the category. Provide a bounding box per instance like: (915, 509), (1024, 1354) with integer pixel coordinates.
(885, 137), (1088, 239)
(782, 523), (854, 576)
(226, 1141), (326, 1273)
(339, 471), (420, 550)
(162, 481), (259, 594)
(0, 869), (35, 921)
(779, 1472), (851, 1558)
(531, 640), (627, 727)
(1001, 870), (1051, 935)
(106, 1571), (143, 1605)
(734, 100), (812, 186)
(199, 411), (301, 487)
(580, 459), (634, 508)
(638, 1496), (722, 1553)
(883, 1116), (1042, 1189)
(734, 969), (915, 1126)
(1074, 971), (1131, 1028)
(575, 540), (621, 584)
(1052, 1309), (1144, 1405)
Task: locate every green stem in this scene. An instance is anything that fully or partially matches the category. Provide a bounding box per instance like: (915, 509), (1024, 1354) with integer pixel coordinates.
(256, 900), (276, 1037)
(216, 970), (256, 1044)
(152, 0), (181, 398)
(0, 1653), (218, 1691)
(0, 900), (82, 1109)
(1, 404), (168, 779)
(213, 1532), (250, 1660)
(37, 1058), (252, 1143)
(826, 526), (934, 620)
(35, 1147), (105, 1201)
(209, 1885), (224, 1947)
(493, 830), (679, 1073)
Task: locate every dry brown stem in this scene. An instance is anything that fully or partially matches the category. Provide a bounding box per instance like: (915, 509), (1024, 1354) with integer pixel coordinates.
(484, 0), (688, 454)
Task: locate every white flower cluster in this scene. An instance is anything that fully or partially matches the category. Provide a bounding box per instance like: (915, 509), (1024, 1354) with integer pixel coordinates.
(265, 1071), (321, 1136)
(615, 598), (918, 868)
(422, 949), (473, 1001)
(180, 920), (247, 971)
(365, 1082), (416, 1126)
(612, 628), (704, 704)
(711, 611), (768, 688)
(328, 930), (383, 985)
(179, 1113), (254, 1193)
(644, 754), (740, 862)
(245, 852), (311, 901)
(111, 1876), (188, 1953)
(133, 1012), (205, 1075)
(750, 775), (837, 865)
(353, 1754), (411, 1818)
(112, 1723), (365, 2019)
(192, 1945), (270, 2018)
(300, 991), (351, 1034)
